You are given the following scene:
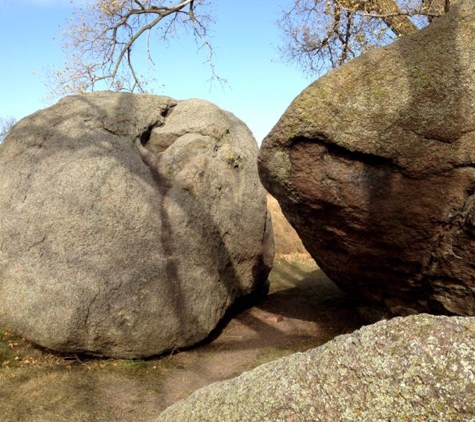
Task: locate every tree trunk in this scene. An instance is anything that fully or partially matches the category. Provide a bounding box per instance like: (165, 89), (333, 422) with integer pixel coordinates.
(339, 0), (419, 37)
(423, 0), (450, 22)
(367, 0), (419, 37)
(371, 0), (419, 37)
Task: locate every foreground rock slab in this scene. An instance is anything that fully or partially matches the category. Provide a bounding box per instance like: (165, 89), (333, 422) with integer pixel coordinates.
(0, 92), (273, 358)
(258, 1), (475, 316)
(157, 314), (475, 421)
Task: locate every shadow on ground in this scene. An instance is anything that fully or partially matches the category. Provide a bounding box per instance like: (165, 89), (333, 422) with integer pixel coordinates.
(0, 258), (369, 422)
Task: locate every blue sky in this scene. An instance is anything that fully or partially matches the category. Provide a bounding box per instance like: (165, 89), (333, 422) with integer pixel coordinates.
(0, 0), (313, 143)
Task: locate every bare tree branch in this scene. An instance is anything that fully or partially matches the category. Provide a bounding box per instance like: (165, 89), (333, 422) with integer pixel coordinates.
(50, 0), (220, 97)
(422, 0), (450, 21)
(368, 0), (418, 36)
(0, 116), (17, 143)
(278, 0), (451, 77)
(50, 0), (453, 95)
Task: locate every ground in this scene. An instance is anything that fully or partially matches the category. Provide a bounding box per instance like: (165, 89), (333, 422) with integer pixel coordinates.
(0, 258), (369, 422)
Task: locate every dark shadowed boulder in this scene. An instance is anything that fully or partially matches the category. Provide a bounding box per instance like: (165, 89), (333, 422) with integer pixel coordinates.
(0, 92), (273, 358)
(157, 314), (475, 421)
(258, 0), (475, 316)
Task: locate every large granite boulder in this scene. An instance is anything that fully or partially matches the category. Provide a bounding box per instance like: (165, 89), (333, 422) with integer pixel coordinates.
(0, 92), (273, 358)
(258, 0), (475, 316)
(157, 314), (475, 421)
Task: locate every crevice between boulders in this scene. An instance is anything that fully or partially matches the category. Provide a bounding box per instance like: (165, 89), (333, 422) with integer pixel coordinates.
(139, 121), (161, 147)
(140, 102), (177, 148)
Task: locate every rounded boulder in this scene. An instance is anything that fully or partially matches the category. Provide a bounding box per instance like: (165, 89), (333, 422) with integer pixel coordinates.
(259, 1), (475, 316)
(0, 92), (273, 358)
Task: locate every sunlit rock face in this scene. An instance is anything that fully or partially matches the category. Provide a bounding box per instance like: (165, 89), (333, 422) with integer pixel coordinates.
(0, 92), (273, 358)
(258, 0), (475, 316)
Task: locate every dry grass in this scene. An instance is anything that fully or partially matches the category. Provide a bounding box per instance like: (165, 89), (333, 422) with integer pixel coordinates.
(0, 258), (368, 422)
(267, 193), (312, 259)
(0, 202), (365, 421)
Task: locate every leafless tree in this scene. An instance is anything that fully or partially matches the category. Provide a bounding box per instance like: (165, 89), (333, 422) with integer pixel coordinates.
(0, 116), (17, 143)
(278, 0), (451, 76)
(51, 0), (218, 96)
(51, 0), (452, 96)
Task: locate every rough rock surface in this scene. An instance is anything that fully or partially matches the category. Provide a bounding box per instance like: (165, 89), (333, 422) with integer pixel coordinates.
(157, 314), (475, 421)
(0, 92), (273, 358)
(258, 1), (475, 316)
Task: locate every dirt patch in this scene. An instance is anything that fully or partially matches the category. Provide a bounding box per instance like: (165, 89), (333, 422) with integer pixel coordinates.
(0, 259), (368, 421)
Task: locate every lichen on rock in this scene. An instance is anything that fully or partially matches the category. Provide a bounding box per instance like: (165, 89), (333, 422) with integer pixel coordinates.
(157, 314), (475, 421)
